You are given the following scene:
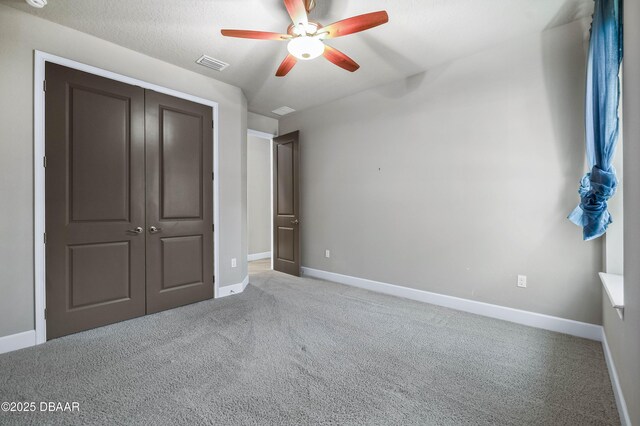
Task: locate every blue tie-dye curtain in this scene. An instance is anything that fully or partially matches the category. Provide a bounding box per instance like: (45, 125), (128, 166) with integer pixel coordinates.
(568, 0), (623, 241)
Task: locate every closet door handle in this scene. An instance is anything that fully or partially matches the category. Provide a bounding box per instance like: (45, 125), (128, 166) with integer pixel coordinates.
(127, 227), (144, 234)
(149, 226), (162, 234)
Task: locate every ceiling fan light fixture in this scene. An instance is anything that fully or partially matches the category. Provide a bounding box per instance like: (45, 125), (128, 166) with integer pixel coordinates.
(220, 1), (389, 76)
(287, 36), (324, 60)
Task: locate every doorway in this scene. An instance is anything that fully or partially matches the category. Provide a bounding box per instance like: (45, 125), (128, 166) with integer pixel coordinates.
(247, 130), (301, 276)
(247, 130), (274, 274)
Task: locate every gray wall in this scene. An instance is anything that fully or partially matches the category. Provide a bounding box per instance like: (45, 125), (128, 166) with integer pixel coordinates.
(247, 135), (272, 255)
(281, 19), (604, 325)
(0, 4), (248, 338)
(248, 112), (279, 136)
(605, 139), (623, 275)
(603, 1), (640, 423)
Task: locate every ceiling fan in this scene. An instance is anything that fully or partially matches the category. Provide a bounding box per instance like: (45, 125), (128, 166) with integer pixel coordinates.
(221, 0), (389, 77)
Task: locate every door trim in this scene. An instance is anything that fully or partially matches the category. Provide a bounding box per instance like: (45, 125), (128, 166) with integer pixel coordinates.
(34, 51), (220, 345)
(247, 129), (276, 140)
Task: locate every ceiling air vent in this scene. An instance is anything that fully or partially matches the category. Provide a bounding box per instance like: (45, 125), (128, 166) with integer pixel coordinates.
(271, 106), (296, 116)
(196, 55), (230, 72)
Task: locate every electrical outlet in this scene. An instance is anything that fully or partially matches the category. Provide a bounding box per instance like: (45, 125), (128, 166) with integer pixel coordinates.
(325, 250), (330, 258)
(517, 275), (527, 288)
(231, 258), (237, 268)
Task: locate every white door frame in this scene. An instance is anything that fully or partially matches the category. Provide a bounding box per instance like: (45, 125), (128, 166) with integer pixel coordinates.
(34, 51), (221, 345)
(247, 129), (276, 270)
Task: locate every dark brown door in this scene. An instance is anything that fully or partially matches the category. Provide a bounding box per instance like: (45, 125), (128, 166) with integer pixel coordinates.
(144, 90), (214, 313)
(45, 63), (146, 339)
(273, 131), (301, 276)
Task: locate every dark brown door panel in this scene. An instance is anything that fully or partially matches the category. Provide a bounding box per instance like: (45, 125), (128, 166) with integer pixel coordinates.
(145, 90), (213, 314)
(45, 63), (146, 339)
(273, 131), (300, 276)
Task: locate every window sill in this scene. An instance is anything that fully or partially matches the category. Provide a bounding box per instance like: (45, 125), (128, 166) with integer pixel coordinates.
(599, 272), (624, 319)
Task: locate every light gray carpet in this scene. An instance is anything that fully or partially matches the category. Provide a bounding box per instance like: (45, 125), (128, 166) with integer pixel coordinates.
(0, 270), (619, 425)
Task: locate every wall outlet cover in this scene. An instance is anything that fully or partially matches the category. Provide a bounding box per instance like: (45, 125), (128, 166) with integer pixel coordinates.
(517, 275), (527, 288)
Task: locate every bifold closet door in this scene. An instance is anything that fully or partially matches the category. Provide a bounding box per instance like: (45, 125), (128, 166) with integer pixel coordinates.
(45, 63), (147, 339)
(144, 90), (214, 314)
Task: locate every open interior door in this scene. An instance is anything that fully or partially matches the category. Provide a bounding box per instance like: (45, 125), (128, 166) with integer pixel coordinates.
(272, 131), (300, 276)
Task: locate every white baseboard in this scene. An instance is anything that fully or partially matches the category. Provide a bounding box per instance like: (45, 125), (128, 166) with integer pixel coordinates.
(217, 275), (249, 298)
(248, 252), (271, 262)
(242, 275), (249, 290)
(301, 267), (603, 341)
(0, 330), (36, 355)
(602, 331), (631, 426)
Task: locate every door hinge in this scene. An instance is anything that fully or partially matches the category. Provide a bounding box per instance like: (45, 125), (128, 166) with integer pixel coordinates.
(212, 120), (214, 129)
(212, 172), (214, 181)
(43, 156), (47, 168)
(44, 308), (47, 320)
(212, 224), (214, 232)
(43, 232), (47, 244)
(43, 80), (47, 92)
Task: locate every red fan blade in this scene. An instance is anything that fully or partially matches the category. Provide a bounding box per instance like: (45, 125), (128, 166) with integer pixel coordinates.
(284, 0), (309, 27)
(320, 11), (389, 39)
(323, 45), (360, 72)
(221, 30), (290, 40)
(276, 54), (298, 77)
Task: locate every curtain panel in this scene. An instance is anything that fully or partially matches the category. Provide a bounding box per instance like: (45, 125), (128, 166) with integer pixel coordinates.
(568, 0), (623, 241)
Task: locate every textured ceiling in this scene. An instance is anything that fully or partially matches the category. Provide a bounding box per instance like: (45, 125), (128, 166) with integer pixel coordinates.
(1, 0), (593, 117)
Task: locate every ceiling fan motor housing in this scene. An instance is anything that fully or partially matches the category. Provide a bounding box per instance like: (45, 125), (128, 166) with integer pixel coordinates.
(287, 21), (322, 36)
